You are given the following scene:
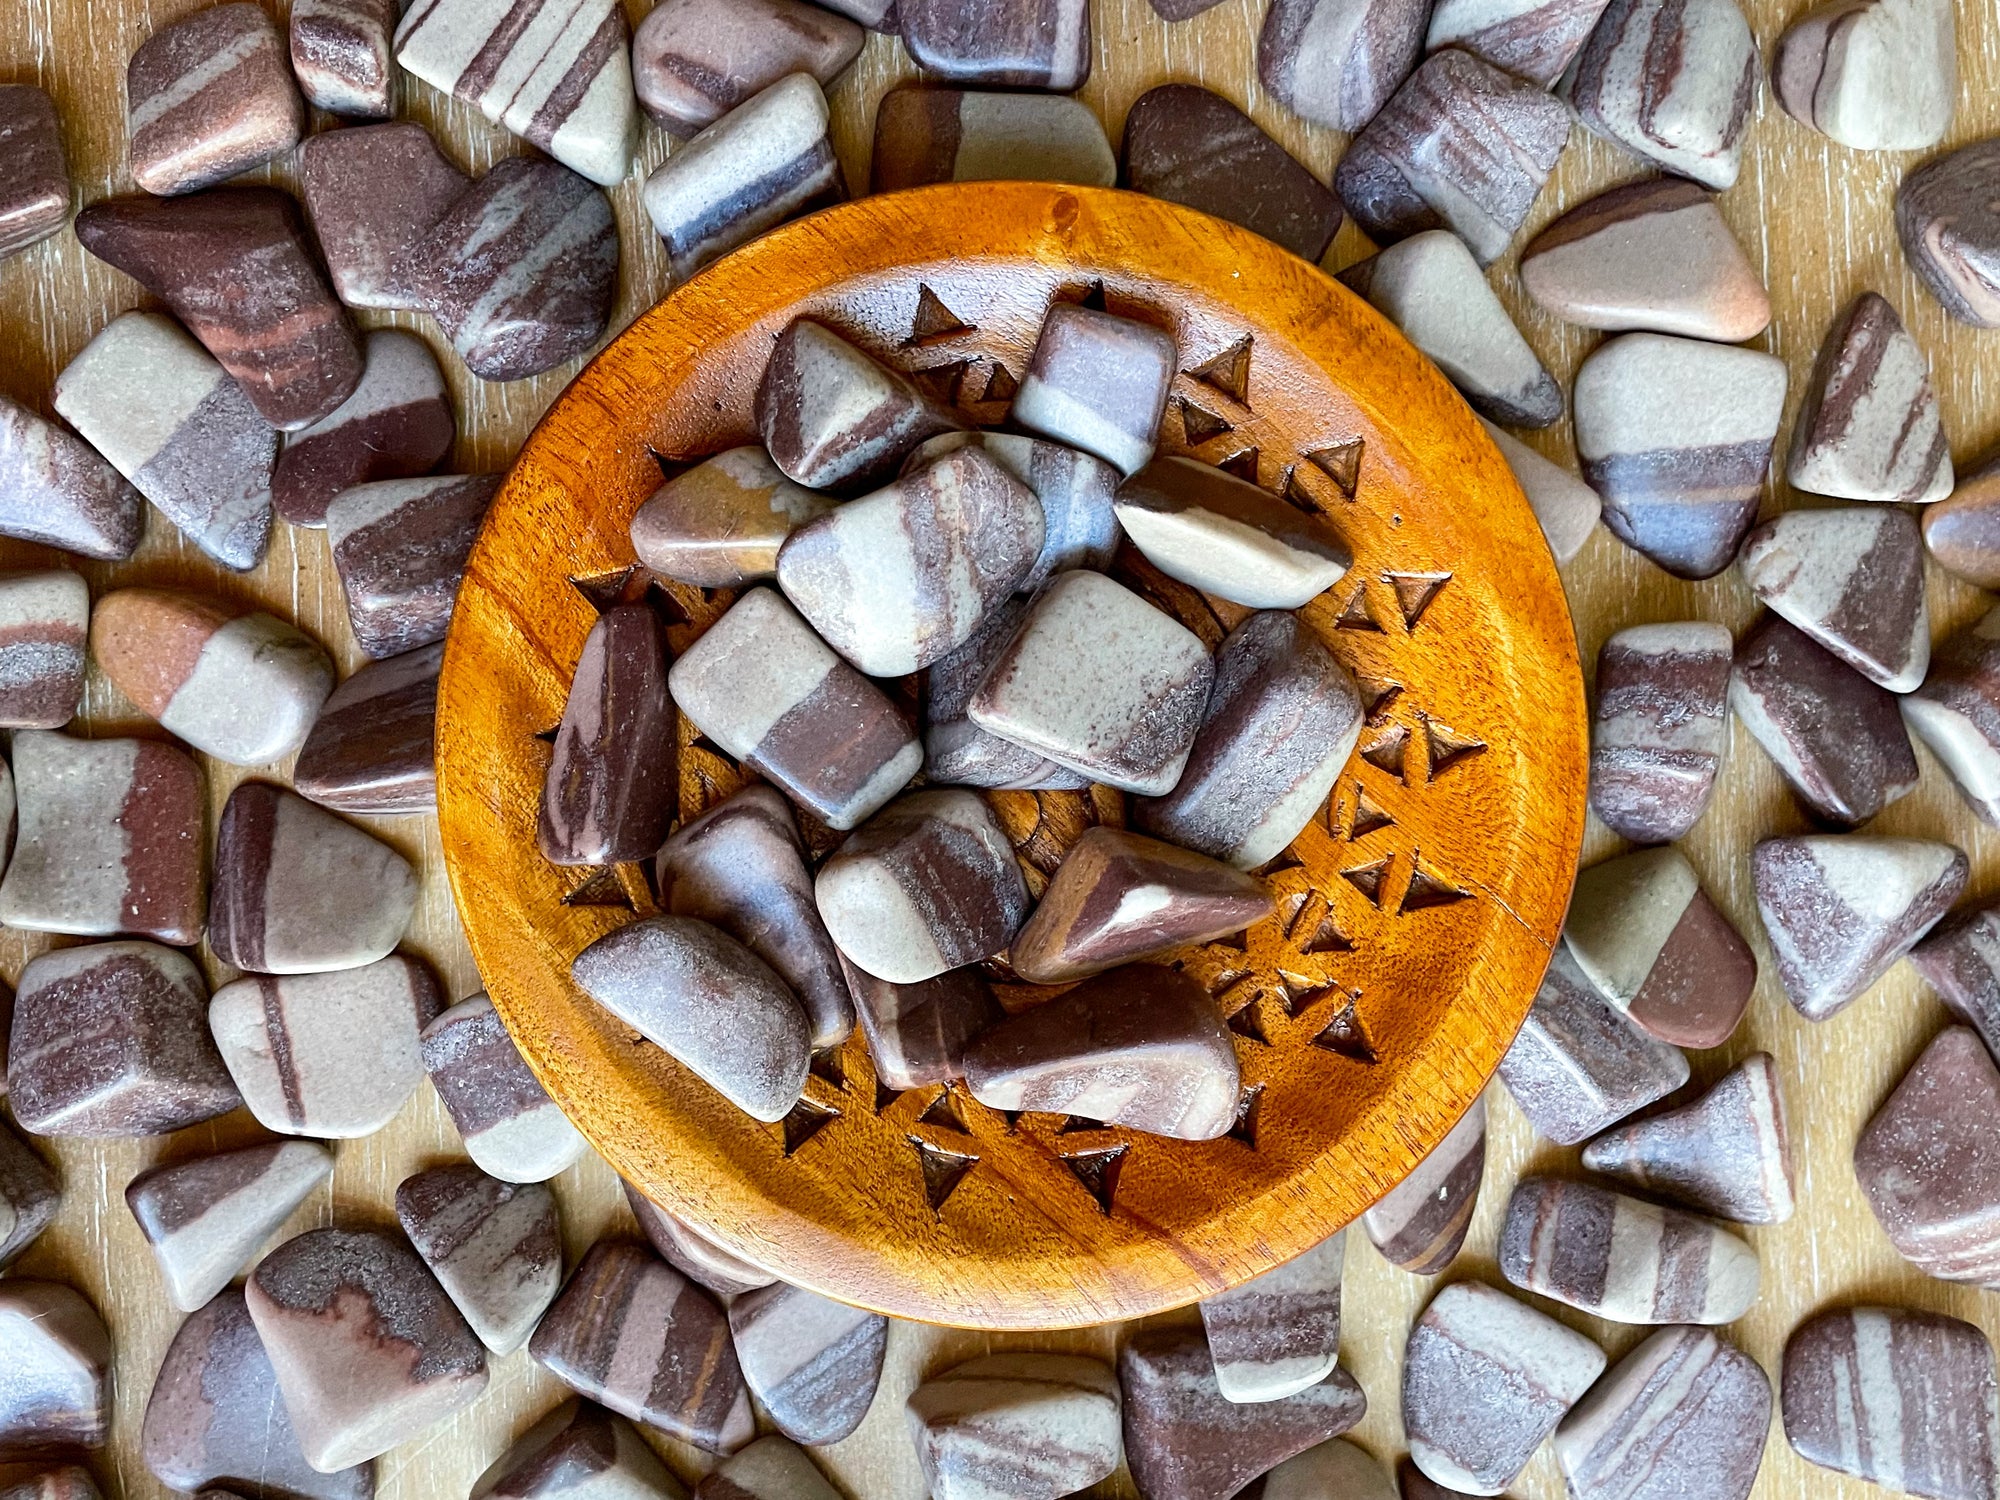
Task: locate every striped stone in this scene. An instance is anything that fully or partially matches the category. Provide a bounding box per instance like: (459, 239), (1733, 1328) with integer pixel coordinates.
(1740, 506), (1930, 692)
(1583, 1053), (1795, 1224)
(397, 1164), (562, 1355)
(300, 122), (471, 313)
(1014, 304), (1177, 475)
(0, 1123), (59, 1269)
(904, 432), (1122, 596)
(1913, 902), (2000, 1060)
(0, 395), (141, 561)
(1258, 0), (1428, 132)
(921, 596), (1091, 791)
(1898, 139), (2000, 328)
(897, 0), (1090, 89)
(422, 994), (587, 1183)
(0, 86), (69, 259)
(529, 1241), (755, 1453)
(840, 955), (1000, 1093)
(126, 1141), (333, 1311)
(909, 1352), (1122, 1500)
(1199, 1230), (1344, 1404)
(630, 447), (832, 587)
(623, 1180), (776, 1298)
(1114, 457), (1352, 608)
(273, 329), (454, 528)
(756, 318), (960, 491)
(0, 1468), (98, 1499)
(875, 88), (1115, 193)
(1481, 420), (1601, 562)
(694, 1435), (840, 1500)
(1424, 0), (1614, 86)
(0, 569), (87, 730)
(0, 1284), (108, 1459)
(1362, 1094), (1486, 1274)
(1775, 0), (1956, 151)
(1589, 622), (1731, 844)
(1789, 292), (1953, 504)
(294, 643), (442, 816)
(328, 473), (500, 660)
(473, 1400), (682, 1498)
(1564, 0), (1758, 189)
(633, 0), (861, 136)
(290, 0), (397, 117)
(539, 602), (675, 866)
(726, 1280), (888, 1445)
(394, 0), (637, 187)
(208, 954), (446, 1138)
(127, 3), (303, 196)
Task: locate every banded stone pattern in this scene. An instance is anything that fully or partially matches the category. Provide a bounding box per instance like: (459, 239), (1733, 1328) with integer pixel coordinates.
(726, 1280), (888, 1445)
(396, 1164), (562, 1355)
(1589, 621), (1732, 844)
(126, 4), (303, 197)
(294, 642), (443, 815)
(0, 394), (142, 561)
(1361, 1093), (1486, 1273)
(290, 0), (397, 117)
(1583, 1052), (1795, 1224)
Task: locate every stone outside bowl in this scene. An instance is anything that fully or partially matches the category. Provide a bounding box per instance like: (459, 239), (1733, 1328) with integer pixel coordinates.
(435, 181), (1588, 1332)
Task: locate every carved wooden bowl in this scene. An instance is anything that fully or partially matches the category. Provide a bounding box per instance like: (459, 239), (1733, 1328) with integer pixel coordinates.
(436, 182), (1588, 1331)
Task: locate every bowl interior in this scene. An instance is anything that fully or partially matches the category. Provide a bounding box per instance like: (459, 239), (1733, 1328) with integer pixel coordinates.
(436, 183), (1587, 1330)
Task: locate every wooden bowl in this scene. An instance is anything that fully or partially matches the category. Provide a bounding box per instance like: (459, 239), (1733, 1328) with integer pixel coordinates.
(436, 182), (1588, 1331)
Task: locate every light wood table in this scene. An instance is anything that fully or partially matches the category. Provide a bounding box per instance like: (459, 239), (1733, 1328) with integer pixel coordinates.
(1, 1), (1996, 1496)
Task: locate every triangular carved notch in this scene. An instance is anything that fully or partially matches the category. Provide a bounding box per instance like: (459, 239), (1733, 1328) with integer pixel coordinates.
(780, 1096), (839, 1155)
(917, 1086), (971, 1134)
(1187, 335), (1252, 405)
(1386, 571), (1451, 629)
(1313, 997), (1377, 1062)
(1228, 1083), (1264, 1148)
(1340, 858), (1393, 907)
(560, 868), (636, 911)
(981, 362), (1019, 403)
(908, 1137), (979, 1211)
(906, 284), (974, 345)
(1422, 715), (1488, 781)
(1062, 1145), (1129, 1214)
(1349, 786), (1395, 840)
(1360, 725), (1410, 782)
(1307, 439), (1363, 498)
(1219, 447), (1260, 483)
(1403, 854), (1473, 912)
(1178, 396), (1234, 446)
(1335, 586), (1382, 633)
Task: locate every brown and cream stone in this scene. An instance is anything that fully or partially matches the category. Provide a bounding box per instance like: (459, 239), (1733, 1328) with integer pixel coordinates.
(632, 0), (862, 136)
(396, 1164), (562, 1355)
(422, 993), (588, 1183)
(841, 955), (1000, 1094)
(290, 0), (398, 117)
(1589, 621), (1732, 844)
(126, 1141), (333, 1311)
(873, 87), (1116, 193)
(623, 1180), (776, 1299)
(300, 122), (470, 313)
(1200, 1230), (1345, 1404)
(1914, 902), (2000, 1060)
(908, 1353), (1122, 1500)
(1926, 457), (2000, 589)
(273, 329), (454, 528)
(0, 1283), (109, 1459)
(897, 0), (1091, 89)
(0, 395), (142, 561)
(1013, 304), (1177, 476)
(1564, 0), (1758, 189)
(1114, 456), (1352, 608)
(327, 473), (500, 660)
(1899, 139), (2000, 329)
(1361, 1093), (1486, 1275)
(1424, 0), (1616, 87)
(694, 1435), (840, 1500)
(126, 4), (303, 197)
(538, 601), (676, 866)
(920, 595), (1091, 792)
(1774, 0), (1957, 152)
(630, 447), (832, 587)
(1583, 1052), (1795, 1224)
(1739, 506), (1930, 693)
(1788, 292), (1954, 504)
(472, 1401), (683, 1499)
(0, 86), (70, 259)
(0, 1123), (60, 1269)
(1900, 604), (2000, 826)
(726, 1280), (888, 1445)
(293, 643), (442, 816)
(0, 569), (88, 729)
(1258, 0), (1429, 133)
(755, 318), (960, 491)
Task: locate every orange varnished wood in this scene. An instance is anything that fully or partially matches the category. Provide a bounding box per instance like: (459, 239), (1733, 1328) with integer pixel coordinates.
(435, 182), (1588, 1330)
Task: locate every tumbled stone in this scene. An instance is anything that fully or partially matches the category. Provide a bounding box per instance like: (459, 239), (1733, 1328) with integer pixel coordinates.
(1113, 457), (1351, 608)
(1264, 1440), (1394, 1500)
(1334, 49), (1570, 266)
(1573, 332), (1786, 579)
(127, 1141), (333, 1311)
(624, 1180), (776, 1298)
(642, 74), (845, 283)
(0, 87), (69, 259)
(1753, 833), (1966, 1022)
(210, 783), (419, 974)
(727, 1280), (887, 1445)
(473, 1400), (682, 1499)
(1926, 459), (2000, 588)
(532, 1241), (754, 1453)
(1740, 506), (1929, 693)
(873, 87), (1115, 192)
(0, 1469), (98, 1500)
(898, 0), (1089, 88)
(1010, 828), (1272, 984)
(209, 954), (445, 1137)
(1775, 0), (1956, 151)
(1915, 903), (2000, 1059)
(1583, 1053), (1794, 1224)
(1123, 1326), (1366, 1500)
(1589, 621), (1730, 844)
(656, 785), (853, 1049)
(1855, 1026), (2000, 1286)
(1481, 420), (1601, 562)
(1423, 0), (1615, 86)
(92, 588), (335, 766)
(76, 190), (362, 432)
(573, 916), (810, 1122)
(634, 0), (861, 135)
(841, 955), (999, 1092)
(1499, 1176), (1760, 1324)
(0, 1284), (108, 1459)
(1135, 610), (1360, 869)
(394, 0), (636, 187)
(1555, 1326), (1771, 1500)
(903, 431), (1122, 593)
(1013, 304), (1176, 475)
(1340, 230), (1562, 427)
(1784, 1306), (1999, 1500)
(667, 587), (921, 829)
(1899, 139), (2000, 328)
(922, 597), (1091, 791)
(300, 122), (471, 313)
(1789, 292), (1953, 504)
(909, 1353), (1121, 1500)
(816, 789), (1030, 984)
(757, 319), (961, 491)
(423, 994), (587, 1183)
(969, 569), (1212, 795)
(397, 1164), (561, 1355)
(290, 0), (397, 117)
(0, 731), (205, 944)
(630, 447), (831, 587)
(964, 964), (1240, 1139)
(0, 1123), (58, 1269)
(1565, 0), (1757, 190)
(777, 446), (1042, 676)
(127, 4), (303, 197)
(1398, 1458), (1475, 1499)
(1519, 176), (1769, 340)
(0, 396), (140, 562)
(1362, 1094), (1486, 1275)
(1258, 0), (1427, 132)
(247, 1227), (488, 1472)
(1498, 947), (1690, 1145)
(1731, 612), (1918, 829)
(51, 311), (273, 570)
(328, 473), (499, 659)
(142, 1287), (370, 1500)
(1563, 847), (1755, 1049)
(1120, 84), (1342, 261)
(0, 570), (87, 729)
(1200, 1230), (1344, 1404)
(412, 158), (618, 381)
(294, 643), (441, 815)
(1403, 1281), (1604, 1495)
(694, 1435), (838, 1500)
(539, 602), (674, 866)
(273, 329), (454, 528)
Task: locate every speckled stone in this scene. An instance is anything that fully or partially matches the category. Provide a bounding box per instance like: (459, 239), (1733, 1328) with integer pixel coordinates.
(1898, 139), (2000, 328)
(1258, 0), (1427, 132)
(727, 1280), (887, 1445)
(0, 570), (87, 729)
(0, 1468), (100, 1500)
(1113, 456), (1352, 608)
(423, 994), (588, 1183)
(0, 1283), (109, 1459)
(903, 431), (1123, 593)
(471, 1401), (683, 1499)
(1424, 0), (1616, 86)
(126, 1141), (332, 1312)
(327, 473), (500, 659)
(300, 122), (471, 313)
(1362, 1094), (1486, 1275)
(1583, 1053), (1795, 1224)
(623, 1180), (775, 1298)
(908, 1353), (1122, 1500)
(1012, 304), (1177, 475)
(873, 87), (1115, 192)
(1926, 458), (2000, 588)
(630, 447), (832, 587)
(530, 1241), (755, 1454)
(273, 329), (454, 528)
(1753, 833), (1967, 1022)
(538, 601), (675, 866)
(1589, 621), (1732, 844)
(0, 396), (141, 562)
(127, 4), (303, 196)
(1774, 0), (1956, 151)
(1199, 1230), (1344, 1404)
(921, 596), (1092, 791)
(246, 1227), (489, 1472)
(572, 916), (810, 1123)
(633, 0), (861, 136)
(0, 1123), (59, 1270)
(1740, 506), (1930, 692)
(1913, 902), (2000, 1060)
(755, 318), (960, 492)
(291, 0), (398, 117)
(840, 955), (1000, 1093)
(1788, 292), (1953, 504)
(1481, 420), (1601, 563)
(397, 1165), (562, 1355)
(1564, 0), (1758, 189)
(0, 87), (70, 259)
(209, 955), (445, 1138)
(897, 0), (1090, 89)
(694, 1435), (838, 1500)
(293, 644), (442, 816)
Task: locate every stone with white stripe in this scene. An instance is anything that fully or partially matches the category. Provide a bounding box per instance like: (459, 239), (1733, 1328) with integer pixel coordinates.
(630, 447), (833, 587)
(0, 1468), (99, 1499)
(328, 473), (500, 658)
(1114, 457), (1352, 609)
(1789, 292), (1953, 504)
(633, 0), (861, 137)
(0, 569), (88, 729)
(908, 1352), (1122, 1500)
(422, 993), (588, 1183)
(394, 0), (637, 187)
(0, 396), (142, 561)
(538, 602), (676, 867)
(1906, 604), (2000, 829)
(903, 431), (1123, 593)
(1259, 0), (1428, 133)
(1424, 0), (1616, 86)
(0, 1284), (110, 1458)
(473, 1400), (684, 1499)
(922, 596), (1093, 791)
(273, 329), (455, 528)
(300, 122), (471, 312)
(1782, 1306), (1999, 1500)
(397, 1164), (562, 1355)
(1013, 304), (1177, 476)
(1199, 1230), (1344, 1404)
(874, 88), (1117, 193)
(209, 954), (446, 1138)
(1583, 1053), (1795, 1224)
(127, 3), (303, 197)
(1563, 0), (1758, 189)
(726, 1280), (888, 1445)
(695, 1435), (839, 1500)
(293, 643), (442, 815)
(642, 74), (846, 283)
(1481, 421), (1601, 563)
(1914, 903), (2000, 1060)
(1589, 622), (1732, 844)
(290, 0), (397, 116)
(1362, 1094), (1486, 1274)
(51, 312), (274, 571)
(1898, 139), (2000, 329)
(1774, 0), (1956, 151)
(0, 86), (70, 260)
(757, 318), (961, 492)
(1740, 506), (1930, 692)
(126, 1142), (332, 1312)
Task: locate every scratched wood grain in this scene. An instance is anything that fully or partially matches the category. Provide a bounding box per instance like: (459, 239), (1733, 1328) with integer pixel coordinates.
(1, 0), (1997, 1495)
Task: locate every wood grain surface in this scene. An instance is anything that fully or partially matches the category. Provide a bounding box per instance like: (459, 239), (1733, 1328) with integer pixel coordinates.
(0, 0), (1995, 1496)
